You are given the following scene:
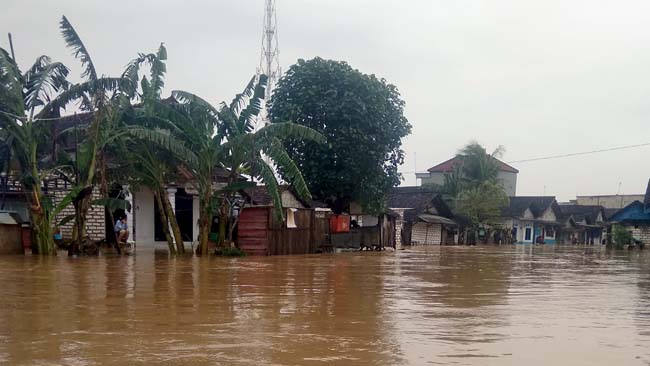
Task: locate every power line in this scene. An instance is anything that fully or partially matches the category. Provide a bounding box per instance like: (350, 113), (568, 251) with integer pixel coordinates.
(401, 141), (650, 175)
(507, 142), (650, 164)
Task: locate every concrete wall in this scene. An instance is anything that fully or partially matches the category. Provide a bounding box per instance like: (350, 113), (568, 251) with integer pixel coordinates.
(411, 222), (442, 245)
(133, 187), (156, 244)
(281, 191), (305, 208)
(133, 186), (200, 246)
(576, 195), (644, 209)
(497, 171), (517, 196)
(419, 173), (446, 187)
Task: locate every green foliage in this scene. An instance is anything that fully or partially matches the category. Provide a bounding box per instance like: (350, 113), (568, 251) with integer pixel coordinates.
(455, 181), (509, 229)
(218, 247), (247, 257)
(612, 225), (633, 249)
(269, 57), (411, 214)
(442, 142), (510, 231)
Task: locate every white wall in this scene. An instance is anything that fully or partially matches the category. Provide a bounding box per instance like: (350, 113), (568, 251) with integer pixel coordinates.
(420, 173), (446, 187)
(133, 187), (156, 245)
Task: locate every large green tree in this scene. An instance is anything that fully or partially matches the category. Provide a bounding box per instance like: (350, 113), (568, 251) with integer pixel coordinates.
(269, 57), (411, 213)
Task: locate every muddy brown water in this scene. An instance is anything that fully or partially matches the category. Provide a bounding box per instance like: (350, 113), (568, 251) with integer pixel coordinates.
(0, 245), (649, 365)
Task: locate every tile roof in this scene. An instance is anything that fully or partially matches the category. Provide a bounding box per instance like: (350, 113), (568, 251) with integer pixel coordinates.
(559, 205), (604, 224)
(387, 186), (452, 222)
(427, 156), (519, 173)
(503, 196), (556, 218)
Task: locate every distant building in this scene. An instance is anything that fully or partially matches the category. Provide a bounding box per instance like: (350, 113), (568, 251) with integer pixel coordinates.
(387, 186), (457, 246)
(576, 194), (644, 209)
(416, 156), (519, 196)
(558, 205), (607, 245)
(501, 196), (561, 244)
(609, 180), (650, 245)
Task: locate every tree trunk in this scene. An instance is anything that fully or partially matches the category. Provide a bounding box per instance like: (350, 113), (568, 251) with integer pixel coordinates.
(30, 202), (54, 255)
(99, 156), (120, 254)
(197, 190), (211, 256)
(161, 191), (185, 254)
(154, 189), (176, 255)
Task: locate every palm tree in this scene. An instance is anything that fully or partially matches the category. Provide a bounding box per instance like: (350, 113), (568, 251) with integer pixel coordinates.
(41, 16), (134, 253)
(132, 75), (325, 255)
(0, 48), (74, 254)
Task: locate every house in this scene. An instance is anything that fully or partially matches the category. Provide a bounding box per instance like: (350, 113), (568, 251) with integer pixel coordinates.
(558, 205), (607, 245)
(501, 196), (561, 244)
(608, 180), (650, 245)
(387, 186), (457, 246)
(416, 156), (519, 196)
(236, 186), (330, 256)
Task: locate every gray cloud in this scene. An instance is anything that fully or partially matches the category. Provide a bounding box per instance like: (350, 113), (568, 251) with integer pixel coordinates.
(3, 0), (649, 199)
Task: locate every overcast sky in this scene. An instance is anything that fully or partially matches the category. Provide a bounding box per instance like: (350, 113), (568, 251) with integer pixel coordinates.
(3, 0), (650, 200)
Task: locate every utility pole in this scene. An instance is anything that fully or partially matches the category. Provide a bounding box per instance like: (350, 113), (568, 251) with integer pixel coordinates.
(257, 0), (281, 127)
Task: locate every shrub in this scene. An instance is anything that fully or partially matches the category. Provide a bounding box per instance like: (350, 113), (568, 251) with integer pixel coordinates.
(612, 225), (633, 249)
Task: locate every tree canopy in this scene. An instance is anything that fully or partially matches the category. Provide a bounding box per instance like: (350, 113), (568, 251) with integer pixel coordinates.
(442, 142), (510, 242)
(269, 57), (411, 213)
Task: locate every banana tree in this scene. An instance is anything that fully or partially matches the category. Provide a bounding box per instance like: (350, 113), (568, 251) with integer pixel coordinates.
(0, 47), (71, 254)
(133, 74), (325, 255)
(122, 44), (185, 254)
(41, 16), (134, 253)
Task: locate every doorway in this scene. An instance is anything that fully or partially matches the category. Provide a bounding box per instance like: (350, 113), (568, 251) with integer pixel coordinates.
(175, 188), (194, 242)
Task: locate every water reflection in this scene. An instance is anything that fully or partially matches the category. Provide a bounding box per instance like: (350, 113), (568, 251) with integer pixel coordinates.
(0, 246), (648, 365)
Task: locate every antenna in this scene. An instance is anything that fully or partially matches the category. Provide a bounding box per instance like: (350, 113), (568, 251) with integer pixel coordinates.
(257, 0), (281, 127)
(7, 33), (16, 61)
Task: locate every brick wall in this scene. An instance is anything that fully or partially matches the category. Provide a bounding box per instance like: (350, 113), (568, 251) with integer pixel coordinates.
(630, 225), (650, 245)
(52, 188), (106, 241)
(393, 209), (405, 248)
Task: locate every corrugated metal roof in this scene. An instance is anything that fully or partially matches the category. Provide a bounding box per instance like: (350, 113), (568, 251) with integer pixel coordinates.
(0, 211), (23, 225)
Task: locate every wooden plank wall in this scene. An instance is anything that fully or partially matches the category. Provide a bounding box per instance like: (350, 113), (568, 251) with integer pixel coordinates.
(269, 208), (315, 255)
(238, 207), (270, 256)
(0, 225), (23, 254)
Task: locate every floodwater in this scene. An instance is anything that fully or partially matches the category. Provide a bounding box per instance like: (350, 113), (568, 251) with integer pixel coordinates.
(0, 246), (649, 366)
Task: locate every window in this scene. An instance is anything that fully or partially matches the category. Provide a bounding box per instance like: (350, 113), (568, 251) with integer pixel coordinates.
(524, 227), (532, 241)
(545, 228), (555, 238)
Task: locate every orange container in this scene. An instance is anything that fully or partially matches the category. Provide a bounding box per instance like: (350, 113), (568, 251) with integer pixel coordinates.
(329, 214), (350, 233)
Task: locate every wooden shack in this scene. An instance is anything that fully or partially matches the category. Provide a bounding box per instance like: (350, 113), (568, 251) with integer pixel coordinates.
(0, 212), (24, 255)
(237, 186), (330, 256)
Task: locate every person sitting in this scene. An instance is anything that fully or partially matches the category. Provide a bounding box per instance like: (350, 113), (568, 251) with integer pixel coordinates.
(115, 215), (129, 243)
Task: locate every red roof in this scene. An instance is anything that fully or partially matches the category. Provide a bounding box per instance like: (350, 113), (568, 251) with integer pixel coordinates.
(427, 156), (519, 173)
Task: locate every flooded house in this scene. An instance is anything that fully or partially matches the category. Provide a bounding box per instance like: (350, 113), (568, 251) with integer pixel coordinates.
(237, 186), (331, 256)
(608, 180), (650, 245)
(557, 205), (607, 244)
(387, 186), (458, 246)
(501, 196), (561, 244)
